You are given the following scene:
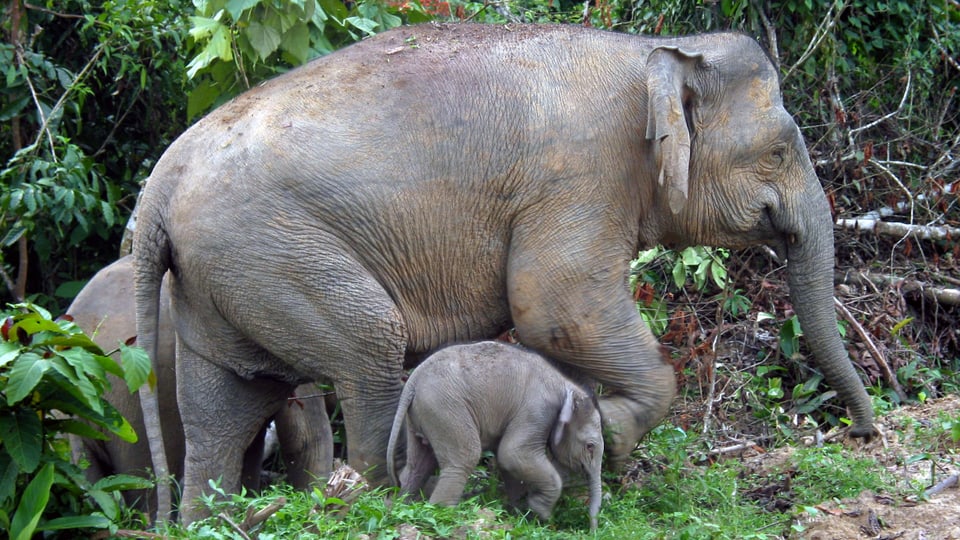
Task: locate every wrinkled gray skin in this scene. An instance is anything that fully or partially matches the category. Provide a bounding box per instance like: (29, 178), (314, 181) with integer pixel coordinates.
(133, 23), (877, 523)
(68, 256), (333, 520)
(386, 341), (603, 531)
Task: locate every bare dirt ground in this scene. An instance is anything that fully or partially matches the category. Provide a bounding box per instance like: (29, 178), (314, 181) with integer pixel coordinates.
(752, 394), (960, 540)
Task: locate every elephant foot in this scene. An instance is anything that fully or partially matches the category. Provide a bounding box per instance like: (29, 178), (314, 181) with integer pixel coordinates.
(598, 390), (674, 467)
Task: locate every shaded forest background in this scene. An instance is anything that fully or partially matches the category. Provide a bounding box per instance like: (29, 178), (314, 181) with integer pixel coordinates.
(2, 0), (958, 419)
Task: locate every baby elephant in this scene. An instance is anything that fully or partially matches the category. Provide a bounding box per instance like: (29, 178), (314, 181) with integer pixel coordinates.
(386, 340), (603, 531)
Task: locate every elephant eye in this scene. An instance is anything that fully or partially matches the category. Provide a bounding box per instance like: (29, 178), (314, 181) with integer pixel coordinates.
(762, 144), (787, 170)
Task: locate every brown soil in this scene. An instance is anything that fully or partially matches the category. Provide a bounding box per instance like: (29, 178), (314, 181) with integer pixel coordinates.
(781, 395), (960, 540)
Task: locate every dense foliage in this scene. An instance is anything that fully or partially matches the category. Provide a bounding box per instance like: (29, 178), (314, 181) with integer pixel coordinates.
(0, 303), (151, 538)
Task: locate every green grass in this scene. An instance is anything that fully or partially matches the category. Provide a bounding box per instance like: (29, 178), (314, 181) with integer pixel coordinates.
(141, 424), (895, 540)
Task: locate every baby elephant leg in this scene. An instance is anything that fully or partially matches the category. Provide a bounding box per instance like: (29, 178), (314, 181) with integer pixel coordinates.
(425, 429), (482, 507)
(497, 434), (563, 522)
(399, 425), (439, 500)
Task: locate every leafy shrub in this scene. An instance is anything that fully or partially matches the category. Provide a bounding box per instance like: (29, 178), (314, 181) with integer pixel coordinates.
(0, 303), (151, 538)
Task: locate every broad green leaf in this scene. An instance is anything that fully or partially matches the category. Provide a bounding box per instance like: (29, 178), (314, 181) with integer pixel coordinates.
(680, 246), (703, 266)
(345, 16), (379, 35)
(57, 346), (107, 384)
(36, 514), (112, 532)
(119, 343), (151, 393)
(92, 352), (124, 379)
(87, 489), (121, 520)
(281, 22), (311, 64)
(5, 353), (49, 405)
(0, 341), (20, 368)
(10, 462), (54, 540)
(0, 449), (20, 504)
(710, 261), (727, 289)
(317, 0), (348, 20)
(245, 21), (283, 61)
(632, 247), (663, 266)
(0, 409), (43, 472)
(226, 0), (261, 20)
(48, 418), (110, 441)
(189, 16), (223, 40)
(93, 474), (154, 492)
(12, 315), (64, 337)
(671, 259), (686, 290)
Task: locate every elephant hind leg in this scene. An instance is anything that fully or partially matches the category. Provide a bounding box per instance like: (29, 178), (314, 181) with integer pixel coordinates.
(177, 350), (291, 524)
(427, 428), (482, 507)
(398, 425), (438, 500)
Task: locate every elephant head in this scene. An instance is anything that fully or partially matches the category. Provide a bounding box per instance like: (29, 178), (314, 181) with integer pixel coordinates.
(619, 35), (876, 441)
(550, 387), (604, 532)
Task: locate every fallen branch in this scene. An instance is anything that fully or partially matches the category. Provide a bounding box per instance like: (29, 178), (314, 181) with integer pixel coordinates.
(241, 497), (287, 531)
(707, 441), (759, 457)
(836, 218), (960, 242)
(836, 270), (960, 307)
(834, 297), (907, 402)
(219, 513), (252, 540)
(91, 530), (170, 539)
(925, 473), (959, 497)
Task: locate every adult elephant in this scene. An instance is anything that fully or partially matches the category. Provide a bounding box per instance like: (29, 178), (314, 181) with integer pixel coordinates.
(69, 256), (333, 520)
(133, 23), (876, 523)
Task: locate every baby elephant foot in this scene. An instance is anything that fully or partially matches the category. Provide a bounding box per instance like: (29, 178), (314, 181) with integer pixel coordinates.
(525, 487), (561, 523)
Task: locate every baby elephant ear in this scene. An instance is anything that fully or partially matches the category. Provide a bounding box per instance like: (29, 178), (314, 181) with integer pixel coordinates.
(552, 387), (575, 449)
(645, 46), (703, 215)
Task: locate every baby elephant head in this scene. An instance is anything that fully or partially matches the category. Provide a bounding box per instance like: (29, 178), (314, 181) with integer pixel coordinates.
(551, 386), (604, 531)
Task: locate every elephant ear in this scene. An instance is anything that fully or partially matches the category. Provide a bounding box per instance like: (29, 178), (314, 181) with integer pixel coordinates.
(552, 386), (575, 449)
(645, 46), (704, 215)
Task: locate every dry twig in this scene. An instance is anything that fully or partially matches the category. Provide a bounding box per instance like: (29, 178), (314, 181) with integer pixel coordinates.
(833, 297), (907, 401)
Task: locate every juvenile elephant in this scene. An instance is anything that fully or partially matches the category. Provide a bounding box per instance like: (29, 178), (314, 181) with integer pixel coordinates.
(133, 23), (877, 522)
(387, 341), (603, 531)
(67, 255), (333, 519)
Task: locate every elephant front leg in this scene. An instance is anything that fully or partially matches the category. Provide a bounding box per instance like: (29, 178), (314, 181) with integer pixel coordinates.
(507, 231), (676, 467)
(177, 354), (290, 524)
(496, 434), (562, 522)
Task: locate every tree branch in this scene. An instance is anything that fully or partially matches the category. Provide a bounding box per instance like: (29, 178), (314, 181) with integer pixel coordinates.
(834, 297), (906, 401)
(837, 270), (960, 307)
(835, 217), (960, 242)
(783, 0), (850, 82)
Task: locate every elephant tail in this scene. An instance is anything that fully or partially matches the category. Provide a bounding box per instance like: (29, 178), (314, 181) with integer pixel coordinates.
(386, 380), (416, 488)
(132, 182), (174, 523)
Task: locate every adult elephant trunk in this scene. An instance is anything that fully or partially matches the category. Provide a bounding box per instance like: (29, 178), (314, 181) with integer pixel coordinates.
(785, 173), (875, 438)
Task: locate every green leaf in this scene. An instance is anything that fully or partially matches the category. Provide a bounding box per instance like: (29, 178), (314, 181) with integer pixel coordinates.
(0, 409), (43, 473)
(87, 489), (121, 521)
(280, 22), (311, 64)
(119, 343), (151, 394)
(93, 473), (154, 492)
(48, 418), (110, 441)
(710, 261), (727, 289)
(672, 259), (686, 289)
(189, 16), (223, 40)
(5, 352), (49, 405)
(12, 315), (65, 337)
(226, 0), (262, 20)
(10, 462), (54, 540)
(0, 449), (20, 504)
(245, 21), (283, 61)
(36, 514), (112, 532)
(680, 246), (703, 266)
(0, 341), (20, 368)
(345, 16), (379, 35)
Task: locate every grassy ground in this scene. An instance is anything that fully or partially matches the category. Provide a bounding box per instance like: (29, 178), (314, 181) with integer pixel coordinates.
(137, 421), (909, 540)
